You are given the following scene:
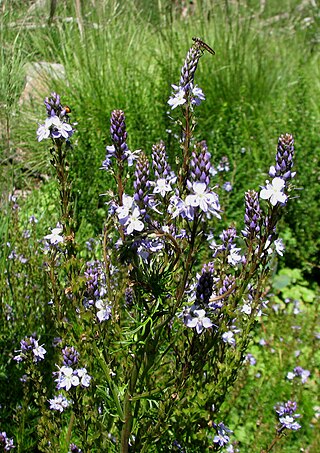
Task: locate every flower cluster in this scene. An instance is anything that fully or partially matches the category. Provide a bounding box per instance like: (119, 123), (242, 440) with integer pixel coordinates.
(0, 432), (15, 451)
(287, 366), (310, 384)
(14, 335), (46, 363)
(260, 133), (295, 207)
(242, 190), (261, 241)
(275, 400), (301, 431)
(188, 141), (211, 187)
(83, 260), (112, 321)
(212, 422), (233, 447)
(54, 347), (91, 392)
(69, 444), (82, 453)
(102, 110), (140, 170)
(49, 394), (71, 413)
(151, 141), (172, 180)
(168, 40), (206, 110)
(36, 92), (74, 142)
(270, 133), (296, 181)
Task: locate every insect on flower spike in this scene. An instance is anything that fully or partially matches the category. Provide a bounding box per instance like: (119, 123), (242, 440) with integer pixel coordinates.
(192, 37), (215, 55)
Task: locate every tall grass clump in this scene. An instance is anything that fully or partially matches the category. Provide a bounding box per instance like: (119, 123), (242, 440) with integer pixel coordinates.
(1, 34), (312, 452)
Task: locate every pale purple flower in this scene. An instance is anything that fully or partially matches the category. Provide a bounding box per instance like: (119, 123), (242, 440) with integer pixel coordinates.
(32, 341), (47, 362)
(274, 238), (285, 256)
(213, 422), (232, 447)
(0, 432), (15, 451)
(44, 227), (64, 245)
(106, 145), (116, 154)
(279, 415), (301, 431)
(125, 148), (141, 166)
(260, 177), (288, 206)
(152, 178), (173, 197)
(168, 85), (186, 109)
(191, 85), (205, 106)
(49, 394), (71, 412)
(185, 309), (213, 334)
(222, 331), (236, 346)
(245, 353), (257, 366)
(116, 195), (134, 221)
(36, 116), (60, 141)
(223, 181), (232, 192)
(95, 299), (112, 322)
(287, 367), (310, 384)
(52, 119), (73, 139)
(75, 368), (92, 387)
(185, 182), (219, 214)
(55, 366), (80, 391)
(296, 367), (310, 383)
(125, 207), (144, 234)
(168, 195), (193, 220)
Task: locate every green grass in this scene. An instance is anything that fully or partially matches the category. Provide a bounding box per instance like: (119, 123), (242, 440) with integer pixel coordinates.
(2, 0), (317, 272)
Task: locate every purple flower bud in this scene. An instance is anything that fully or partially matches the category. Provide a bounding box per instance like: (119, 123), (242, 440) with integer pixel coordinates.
(134, 152), (150, 213)
(180, 45), (202, 92)
(242, 190), (261, 240)
(188, 141), (212, 187)
(151, 141), (172, 179)
(44, 92), (69, 119)
(272, 134), (295, 181)
(218, 275), (235, 301)
(84, 261), (107, 306)
(110, 110), (128, 158)
(125, 287), (134, 307)
(62, 346), (79, 367)
(220, 227), (237, 250)
(196, 262), (215, 306)
(20, 336), (37, 352)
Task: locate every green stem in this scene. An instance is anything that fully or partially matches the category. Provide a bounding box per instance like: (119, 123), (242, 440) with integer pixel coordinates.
(65, 411), (75, 446)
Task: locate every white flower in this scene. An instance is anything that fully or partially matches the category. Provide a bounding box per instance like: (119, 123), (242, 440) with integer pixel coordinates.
(168, 85), (186, 109)
(228, 246), (242, 266)
(49, 394), (71, 412)
(241, 304), (252, 315)
(153, 178), (173, 197)
(95, 299), (112, 322)
(126, 207), (144, 234)
(260, 177), (288, 206)
(44, 227), (64, 245)
(274, 238), (285, 256)
(76, 368), (92, 387)
(286, 371), (295, 380)
(125, 149), (141, 166)
(32, 341), (47, 361)
(222, 331), (236, 346)
(185, 309), (213, 334)
(116, 195), (134, 221)
(185, 182), (219, 213)
(56, 366), (80, 391)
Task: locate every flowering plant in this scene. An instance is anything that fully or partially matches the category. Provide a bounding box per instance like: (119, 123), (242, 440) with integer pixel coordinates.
(11, 38), (297, 452)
